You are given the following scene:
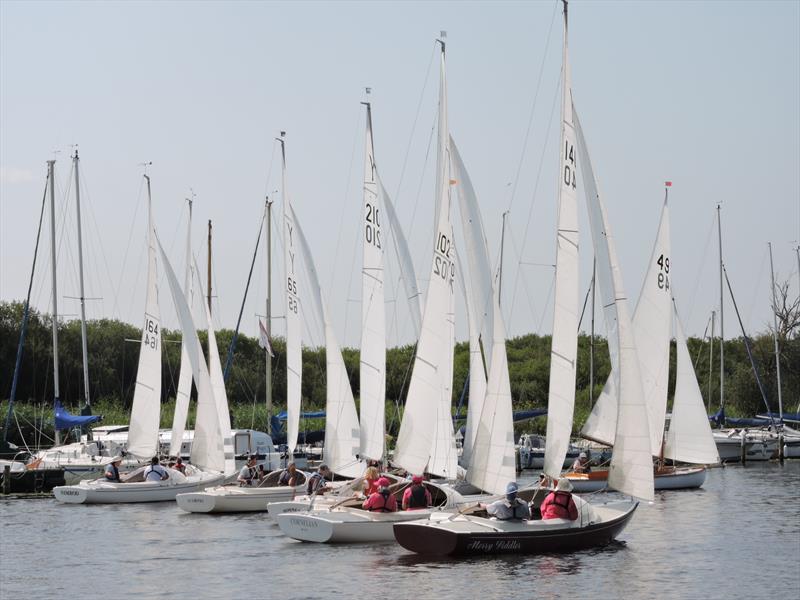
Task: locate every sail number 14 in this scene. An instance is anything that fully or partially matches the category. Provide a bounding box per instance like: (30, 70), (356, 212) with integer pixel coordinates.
(563, 140), (576, 190)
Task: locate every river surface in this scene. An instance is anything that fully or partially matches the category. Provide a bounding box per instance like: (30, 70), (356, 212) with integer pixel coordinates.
(2, 461), (799, 600)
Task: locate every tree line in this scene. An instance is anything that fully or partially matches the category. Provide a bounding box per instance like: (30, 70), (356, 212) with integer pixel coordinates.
(1, 300), (798, 435)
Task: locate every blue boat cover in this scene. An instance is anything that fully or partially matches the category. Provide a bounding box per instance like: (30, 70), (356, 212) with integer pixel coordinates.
(54, 400), (101, 430)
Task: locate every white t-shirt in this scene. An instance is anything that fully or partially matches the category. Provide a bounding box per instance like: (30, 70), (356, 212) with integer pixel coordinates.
(144, 464), (168, 482)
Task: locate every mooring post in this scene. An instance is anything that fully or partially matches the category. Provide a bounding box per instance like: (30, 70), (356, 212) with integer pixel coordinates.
(2, 465), (10, 494)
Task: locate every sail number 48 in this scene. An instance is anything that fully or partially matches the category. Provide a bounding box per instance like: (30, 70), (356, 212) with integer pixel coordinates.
(656, 254), (670, 290)
(143, 317), (159, 350)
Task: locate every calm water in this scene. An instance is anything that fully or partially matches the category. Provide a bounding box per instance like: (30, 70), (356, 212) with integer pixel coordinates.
(2, 462), (799, 600)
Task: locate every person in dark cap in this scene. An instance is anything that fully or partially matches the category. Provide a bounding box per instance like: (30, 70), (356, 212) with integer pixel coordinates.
(480, 481), (531, 520)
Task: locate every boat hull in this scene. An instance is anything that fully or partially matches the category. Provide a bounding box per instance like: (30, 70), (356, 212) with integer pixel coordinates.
(276, 508), (441, 543)
(567, 466), (707, 493)
(176, 485), (299, 513)
(393, 501), (638, 556)
(54, 472), (224, 504)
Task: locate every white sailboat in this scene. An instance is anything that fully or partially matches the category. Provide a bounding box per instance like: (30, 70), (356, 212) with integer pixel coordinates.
(54, 180), (226, 503)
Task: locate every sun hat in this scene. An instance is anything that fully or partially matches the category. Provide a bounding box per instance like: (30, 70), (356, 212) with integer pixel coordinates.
(556, 478), (574, 492)
(505, 481), (519, 496)
(579, 452), (587, 459)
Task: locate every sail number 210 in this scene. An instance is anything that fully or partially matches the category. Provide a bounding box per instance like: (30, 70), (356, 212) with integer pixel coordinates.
(656, 254), (670, 291)
(365, 202), (381, 249)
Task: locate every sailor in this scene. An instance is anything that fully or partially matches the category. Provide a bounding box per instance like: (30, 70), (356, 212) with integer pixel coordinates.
(481, 482), (531, 520)
(144, 456), (169, 482)
(571, 452), (591, 473)
(278, 462), (299, 486)
(307, 464), (333, 495)
(362, 477), (397, 512)
(104, 457), (122, 482)
(238, 455), (260, 486)
(173, 456), (186, 474)
(362, 466), (380, 497)
(540, 478), (579, 520)
(402, 475), (432, 510)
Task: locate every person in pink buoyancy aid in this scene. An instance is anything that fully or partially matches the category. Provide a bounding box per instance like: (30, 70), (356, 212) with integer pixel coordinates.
(402, 475), (432, 510)
(362, 477), (398, 512)
(540, 478), (579, 520)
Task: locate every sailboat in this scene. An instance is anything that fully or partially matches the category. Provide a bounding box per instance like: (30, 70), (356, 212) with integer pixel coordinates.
(570, 184), (719, 491)
(54, 178), (228, 503)
(393, 2), (652, 554)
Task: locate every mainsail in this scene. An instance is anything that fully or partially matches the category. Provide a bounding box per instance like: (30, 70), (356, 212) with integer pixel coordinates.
(281, 143), (302, 455)
(394, 43), (457, 477)
(127, 176), (162, 460)
(543, 4), (580, 478)
(359, 102), (386, 463)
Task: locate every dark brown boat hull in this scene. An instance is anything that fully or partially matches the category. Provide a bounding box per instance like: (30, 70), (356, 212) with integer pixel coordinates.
(393, 503), (638, 556)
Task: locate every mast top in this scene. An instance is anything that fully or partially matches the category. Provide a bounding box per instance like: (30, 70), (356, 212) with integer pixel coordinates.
(437, 31), (446, 52)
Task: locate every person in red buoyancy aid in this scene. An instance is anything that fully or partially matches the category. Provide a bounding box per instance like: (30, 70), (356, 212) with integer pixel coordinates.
(402, 475), (432, 510)
(541, 478), (579, 520)
(362, 477), (398, 512)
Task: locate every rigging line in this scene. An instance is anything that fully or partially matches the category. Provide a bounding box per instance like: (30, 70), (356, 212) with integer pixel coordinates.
(112, 177), (146, 319)
(744, 244), (769, 329)
(507, 74), (561, 330)
(405, 115), (437, 255)
(505, 0), (560, 215)
(537, 268), (557, 335)
(394, 40), (438, 204)
(685, 210), (716, 326)
(577, 270), (594, 332)
(326, 104), (362, 306)
(692, 313), (712, 371)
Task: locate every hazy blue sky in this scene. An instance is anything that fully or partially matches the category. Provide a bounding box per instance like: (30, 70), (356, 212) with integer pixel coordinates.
(2, 0), (798, 353)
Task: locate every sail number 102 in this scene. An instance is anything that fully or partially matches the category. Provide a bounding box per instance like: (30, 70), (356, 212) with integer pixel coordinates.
(656, 254), (670, 290)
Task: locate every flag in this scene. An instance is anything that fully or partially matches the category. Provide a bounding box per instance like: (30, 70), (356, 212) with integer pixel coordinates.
(665, 181), (672, 187)
(258, 319), (274, 357)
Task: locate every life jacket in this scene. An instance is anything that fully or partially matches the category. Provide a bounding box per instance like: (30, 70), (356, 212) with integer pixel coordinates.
(307, 473), (324, 494)
(544, 491), (574, 519)
(408, 484), (428, 509)
(368, 489), (393, 512)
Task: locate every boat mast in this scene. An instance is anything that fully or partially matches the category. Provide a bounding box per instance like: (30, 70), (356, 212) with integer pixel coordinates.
(73, 150), (91, 410)
(589, 257), (595, 406)
(768, 242), (783, 421)
(48, 159), (61, 446)
(499, 210), (509, 307)
(717, 204), (724, 412)
(207, 220), (213, 315)
(708, 311), (715, 414)
(266, 196), (273, 435)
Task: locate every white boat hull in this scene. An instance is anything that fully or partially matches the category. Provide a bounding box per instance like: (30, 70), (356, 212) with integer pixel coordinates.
(54, 470), (224, 504)
(176, 485), (300, 513)
(277, 507), (440, 543)
(567, 467), (707, 493)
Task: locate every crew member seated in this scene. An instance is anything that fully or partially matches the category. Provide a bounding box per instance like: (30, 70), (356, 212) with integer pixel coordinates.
(481, 481), (531, 520)
(571, 452), (591, 473)
(541, 478), (579, 520)
(104, 457), (122, 482)
(402, 475), (432, 510)
(278, 462), (299, 486)
(362, 477), (398, 512)
(144, 456), (169, 482)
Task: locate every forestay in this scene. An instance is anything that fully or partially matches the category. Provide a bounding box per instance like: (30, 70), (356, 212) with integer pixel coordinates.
(293, 207), (362, 477)
(127, 180), (162, 460)
(157, 241), (225, 474)
(665, 305), (720, 464)
(575, 108), (654, 502)
(543, 7), (580, 478)
(359, 103), (386, 463)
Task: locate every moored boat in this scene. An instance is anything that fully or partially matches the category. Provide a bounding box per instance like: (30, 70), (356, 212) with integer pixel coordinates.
(566, 465), (707, 493)
(176, 469), (309, 513)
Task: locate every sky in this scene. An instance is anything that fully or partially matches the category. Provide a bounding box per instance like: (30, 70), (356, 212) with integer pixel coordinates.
(1, 0), (799, 353)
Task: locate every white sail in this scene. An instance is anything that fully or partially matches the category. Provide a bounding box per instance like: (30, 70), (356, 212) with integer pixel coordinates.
(359, 104), (386, 463)
(467, 292), (515, 495)
(127, 180), (162, 460)
(665, 305), (720, 464)
(575, 108), (653, 502)
(282, 150), (302, 455)
(543, 9), (580, 478)
(450, 137), (494, 368)
(157, 241), (224, 473)
(170, 205), (194, 458)
(293, 207), (362, 477)
(459, 264), (486, 468)
(381, 176), (423, 337)
(632, 198), (672, 455)
(193, 259), (237, 476)
(394, 45), (457, 477)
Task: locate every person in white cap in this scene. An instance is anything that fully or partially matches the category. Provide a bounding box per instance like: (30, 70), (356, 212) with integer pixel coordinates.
(480, 482), (531, 521)
(540, 478), (578, 520)
(571, 452), (591, 473)
(104, 457), (123, 482)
